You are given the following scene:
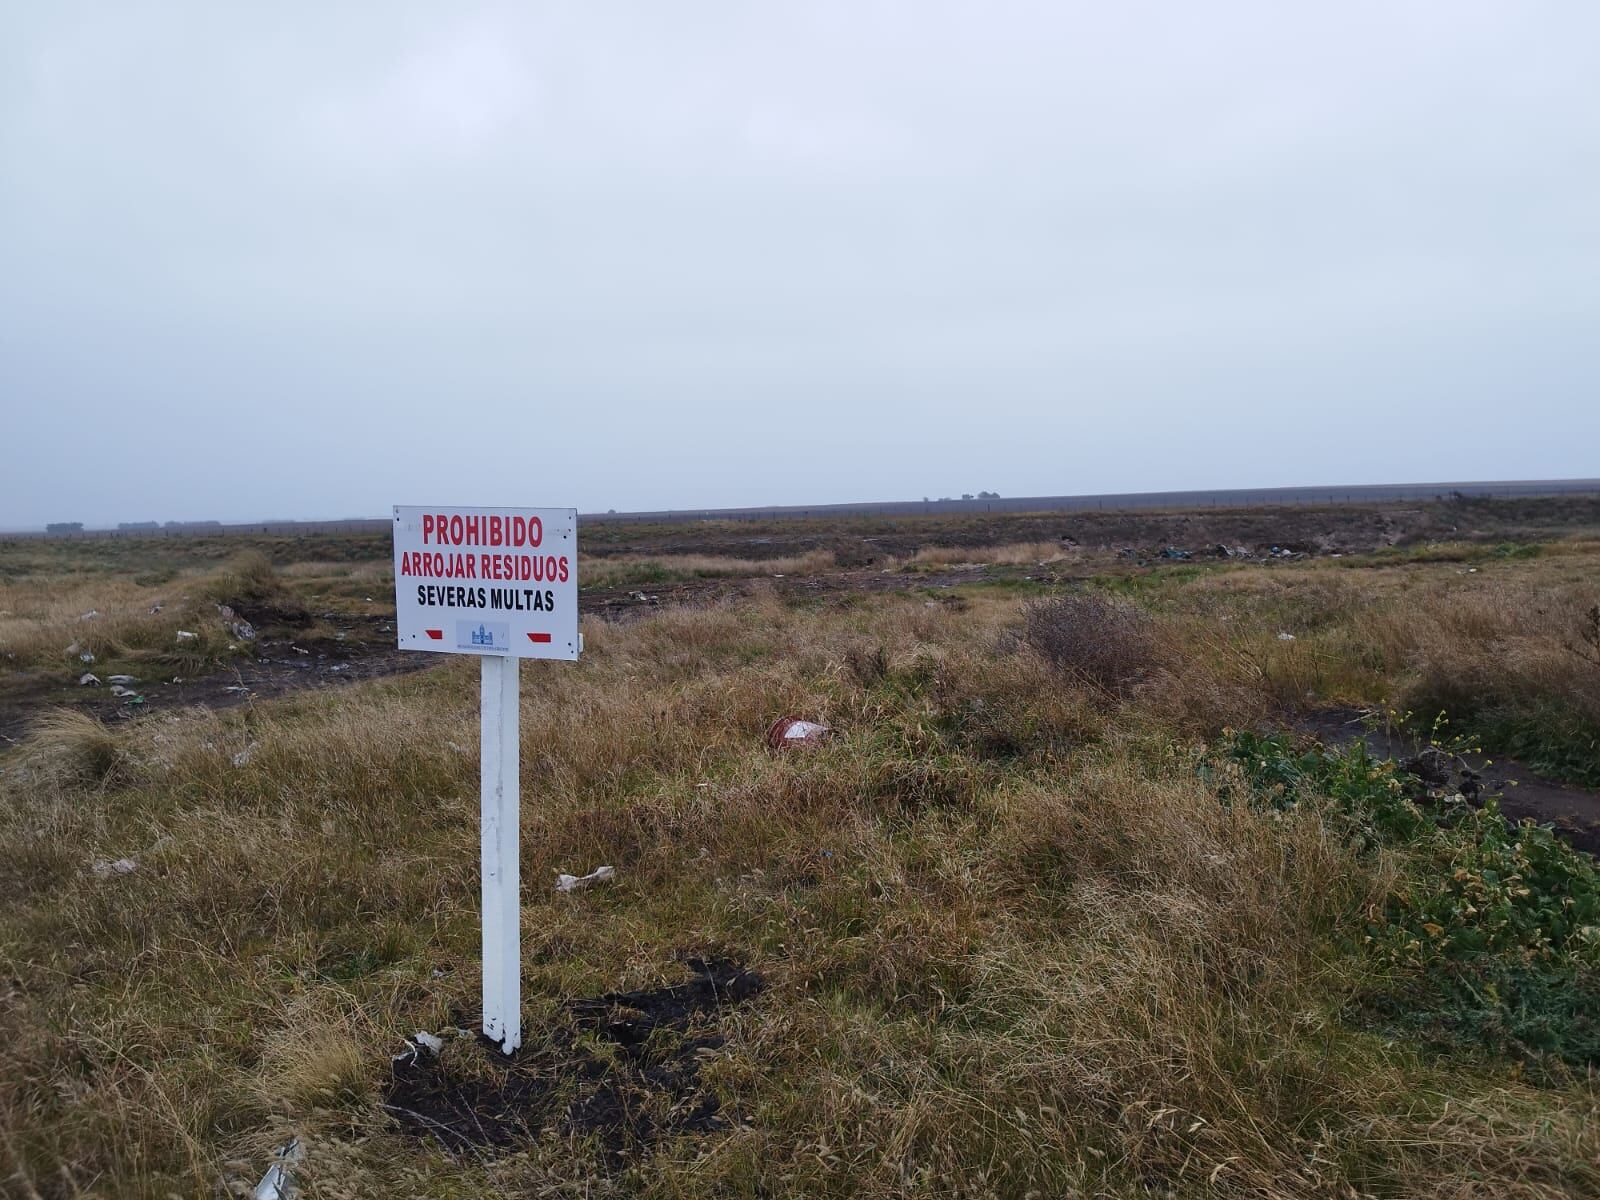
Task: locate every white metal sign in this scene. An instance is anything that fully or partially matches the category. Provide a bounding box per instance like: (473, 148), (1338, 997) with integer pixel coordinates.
(393, 504), (582, 1054)
(392, 505), (578, 660)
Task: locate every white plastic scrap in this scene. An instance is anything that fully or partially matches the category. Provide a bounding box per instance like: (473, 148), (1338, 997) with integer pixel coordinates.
(252, 1137), (303, 1200)
(79, 610), (99, 621)
(91, 858), (137, 879)
(78, 673), (101, 687)
(392, 1030), (446, 1066)
(110, 685), (138, 698)
(176, 630), (198, 642)
(782, 719), (830, 741)
(1277, 632), (1296, 642)
(232, 746), (256, 768)
(555, 865), (616, 893)
(107, 674), (138, 684)
(80, 652), (95, 663)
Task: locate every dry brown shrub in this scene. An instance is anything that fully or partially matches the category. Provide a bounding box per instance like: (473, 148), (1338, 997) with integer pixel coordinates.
(1024, 592), (1160, 698)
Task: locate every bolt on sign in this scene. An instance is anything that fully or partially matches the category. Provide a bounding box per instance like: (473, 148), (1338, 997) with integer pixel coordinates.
(393, 505), (581, 1053)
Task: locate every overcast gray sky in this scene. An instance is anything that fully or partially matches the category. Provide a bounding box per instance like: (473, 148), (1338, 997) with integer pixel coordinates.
(3, 2), (1597, 527)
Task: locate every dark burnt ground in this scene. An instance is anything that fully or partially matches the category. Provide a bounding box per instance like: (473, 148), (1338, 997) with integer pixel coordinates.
(579, 494), (1600, 562)
(384, 958), (762, 1162)
(1303, 707), (1600, 856)
(579, 562), (1040, 621)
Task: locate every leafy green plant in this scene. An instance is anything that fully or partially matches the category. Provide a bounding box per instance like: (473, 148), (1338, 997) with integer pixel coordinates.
(1214, 729), (1429, 848)
(1215, 730), (1600, 1065)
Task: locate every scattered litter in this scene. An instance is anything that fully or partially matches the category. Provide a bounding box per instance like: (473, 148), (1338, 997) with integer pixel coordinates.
(1158, 547), (1191, 560)
(555, 865), (616, 892)
(80, 651), (95, 664)
(365, 596), (374, 602)
(79, 610), (99, 621)
(292, 645), (309, 655)
(149, 604), (164, 614)
(251, 1137), (303, 1200)
(176, 630), (198, 642)
(766, 717), (832, 750)
(91, 858), (137, 879)
(78, 673), (101, 687)
(231, 620), (257, 640)
(232, 746), (256, 767)
(110, 684), (140, 698)
(107, 674), (138, 685)
(1277, 632), (1296, 642)
(223, 685), (251, 694)
(328, 663), (347, 673)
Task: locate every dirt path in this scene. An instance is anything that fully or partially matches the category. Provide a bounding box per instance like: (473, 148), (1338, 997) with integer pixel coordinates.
(1, 567), (1037, 746)
(1302, 706), (1600, 855)
(0, 613), (438, 747)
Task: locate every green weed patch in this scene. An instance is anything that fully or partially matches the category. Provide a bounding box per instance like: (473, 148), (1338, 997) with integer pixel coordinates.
(1219, 731), (1600, 1066)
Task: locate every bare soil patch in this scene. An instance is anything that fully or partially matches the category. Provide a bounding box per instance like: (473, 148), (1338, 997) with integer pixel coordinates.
(1304, 706), (1600, 855)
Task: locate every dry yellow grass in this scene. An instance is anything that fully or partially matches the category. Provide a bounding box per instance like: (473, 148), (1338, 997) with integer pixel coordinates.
(906, 540), (1067, 567)
(2, 570), (1598, 1198)
(2, 536), (1598, 1197)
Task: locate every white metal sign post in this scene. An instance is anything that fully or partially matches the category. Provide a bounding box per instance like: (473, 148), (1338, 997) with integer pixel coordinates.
(392, 505), (580, 1054)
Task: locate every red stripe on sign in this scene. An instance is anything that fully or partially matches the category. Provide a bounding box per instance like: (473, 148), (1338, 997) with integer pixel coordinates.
(425, 629), (443, 640)
(527, 632), (552, 643)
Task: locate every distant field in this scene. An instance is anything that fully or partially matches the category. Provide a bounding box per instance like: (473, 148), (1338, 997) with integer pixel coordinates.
(2, 496), (1598, 1198)
(14, 477), (1600, 539)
